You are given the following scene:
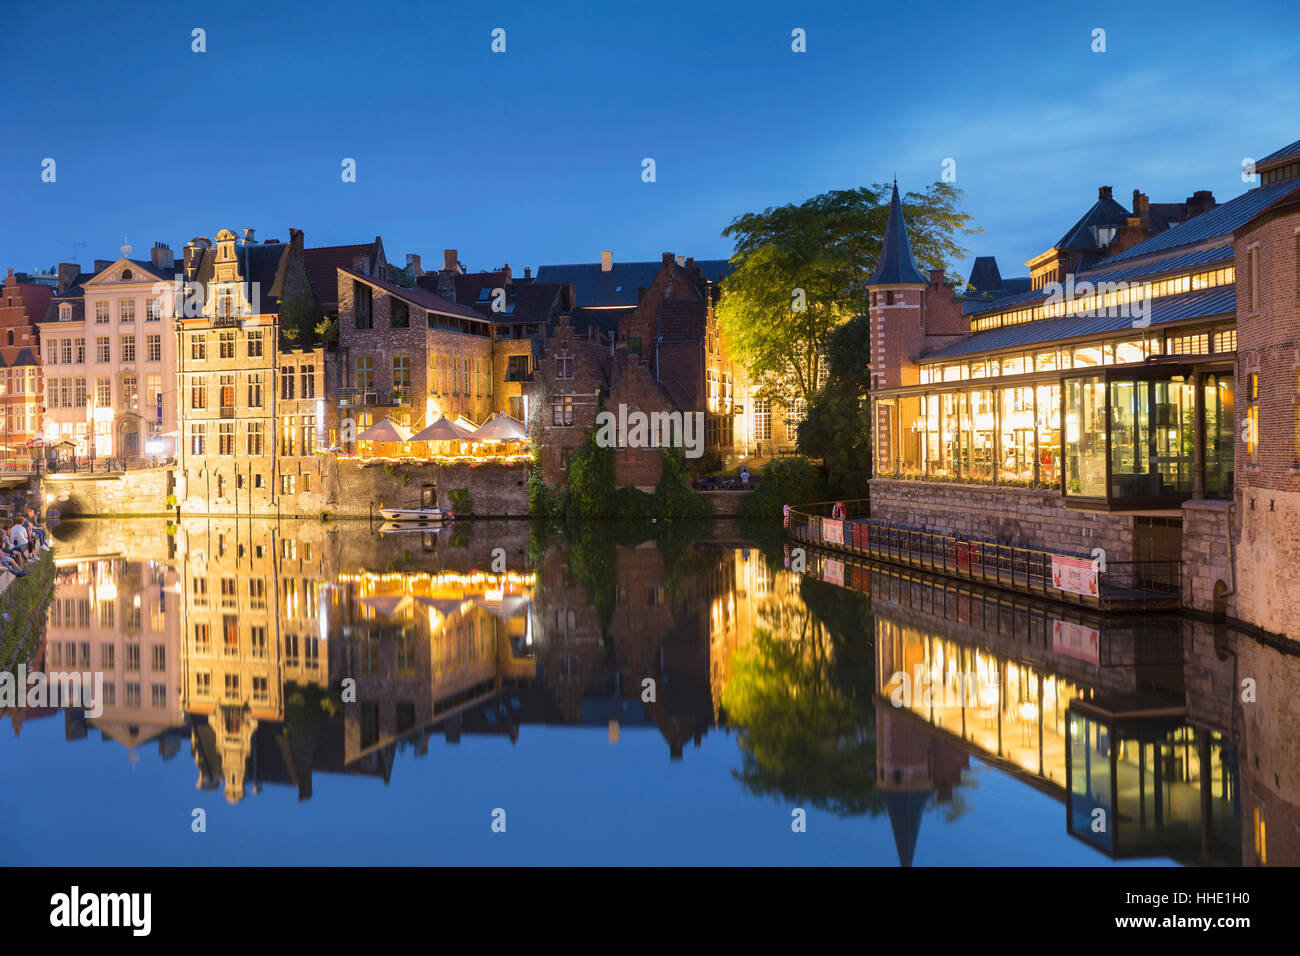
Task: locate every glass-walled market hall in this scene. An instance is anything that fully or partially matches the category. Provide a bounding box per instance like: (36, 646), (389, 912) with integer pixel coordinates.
(873, 324), (1236, 508)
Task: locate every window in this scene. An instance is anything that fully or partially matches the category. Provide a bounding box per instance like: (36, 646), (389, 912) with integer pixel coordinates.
(195, 672), (211, 697)
(250, 626), (267, 658)
(59, 303), (72, 321)
(355, 355), (374, 389)
(95, 301), (109, 324)
(119, 299), (135, 323)
(462, 357), (470, 395)
(219, 421), (235, 455)
(1246, 372), (1259, 465)
(754, 398), (771, 441)
(192, 579), (208, 609)
(392, 355), (410, 392)
(1295, 370), (1300, 467)
(248, 372), (264, 408)
(121, 373), (137, 411)
(121, 335), (135, 363)
(74, 378), (87, 407)
(146, 297), (160, 321)
(146, 334), (161, 362)
(189, 423), (206, 454)
(391, 299), (409, 328)
(146, 375), (161, 416)
(247, 421), (264, 455)
(552, 395), (574, 426)
(96, 376), (111, 407)
(191, 335), (207, 360)
(556, 356), (573, 379)
(61, 339), (73, 364)
(46, 377), (60, 408)
(224, 674), (240, 699)
(300, 365), (315, 398)
(247, 329), (263, 357)
(249, 578), (266, 608)
(219, 331), (235, 358)
(96, 337), (111, 363)
(354, 282), (372, 329)
(281, 416), (297, 456)
(630, 334), (641, 355)
(252, 676), (269, 703)
(280, 366), (295, 400)
(191, 379), (207, 409)
(125, 683), (140, 707)
(281, 473), (297, 495)
(125, 644), (140, 671)
(151, 645), (165, 671)
(100, 644), (114, 670)
(1249, 245), (1260, 313)
(303, 415), (316, 456)
(219, 373), (235, 410)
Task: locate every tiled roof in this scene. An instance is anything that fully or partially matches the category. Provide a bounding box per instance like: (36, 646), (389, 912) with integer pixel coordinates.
(657, 299), (708, 342)
(189, 243), (297, 308)
(867, 182), (928, 285)
(1055, 195), (1132, 251)
(304, 243), (380, 306)
(1098, 178), (1300, 264)
(533, 258), (732, 308)
(452, 275), (571, 324)
(923, 286), (1235, 360)
(966, 256), (1003, 292)
(341, 268), (485, 321)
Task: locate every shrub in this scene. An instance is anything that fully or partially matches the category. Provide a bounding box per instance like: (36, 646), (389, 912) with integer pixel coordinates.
(736, 456), (827, 518)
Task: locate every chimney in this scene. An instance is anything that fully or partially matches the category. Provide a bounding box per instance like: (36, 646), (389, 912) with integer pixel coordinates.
(1098, 185), (1113, 201)
(151, 242), (173, 271)
(675, 255), (684, 266)
(57, 262), (80, 294)
(684, 257), (694, 273)
(405, 253), (423, 275)
(242, 228), (256, 245)
(929, 268), (945, 286)
(1187, 190), (1215, 218)
(662, 252), (674, 266)
(443, 249), (460, 273)
(501, 263), (512, 284)
(94, 259), (112, 273)
(524, 266), (531, 279)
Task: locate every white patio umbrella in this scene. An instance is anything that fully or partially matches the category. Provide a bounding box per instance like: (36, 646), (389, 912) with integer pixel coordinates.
(355, 418), (413, 443)
(410, 416), (473, 443)
(471, 413), (527, 443)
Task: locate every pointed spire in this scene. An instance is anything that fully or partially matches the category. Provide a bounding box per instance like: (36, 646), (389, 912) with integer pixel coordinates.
(868, 181), (928, 286)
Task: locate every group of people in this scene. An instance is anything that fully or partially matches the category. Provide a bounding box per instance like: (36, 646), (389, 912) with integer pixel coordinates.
(1, 510), (51, 578)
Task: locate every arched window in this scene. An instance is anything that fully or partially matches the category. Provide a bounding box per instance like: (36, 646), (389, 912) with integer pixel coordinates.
(59, 303), (72, 320)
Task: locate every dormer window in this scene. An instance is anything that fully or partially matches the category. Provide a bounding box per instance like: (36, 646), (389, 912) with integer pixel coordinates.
(59, 303), (72, 321)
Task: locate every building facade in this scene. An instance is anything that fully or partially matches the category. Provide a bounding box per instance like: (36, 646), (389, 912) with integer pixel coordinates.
(0, 268), (51, 459)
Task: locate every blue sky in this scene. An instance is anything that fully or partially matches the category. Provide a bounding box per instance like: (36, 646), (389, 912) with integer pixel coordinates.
(1, 0), (1297, 282)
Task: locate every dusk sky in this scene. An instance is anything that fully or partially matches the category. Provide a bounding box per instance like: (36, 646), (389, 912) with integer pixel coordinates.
(3, 0), (1297, 282)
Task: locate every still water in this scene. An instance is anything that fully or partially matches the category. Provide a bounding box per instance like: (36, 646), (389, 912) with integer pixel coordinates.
(0, 517), (1291, 866)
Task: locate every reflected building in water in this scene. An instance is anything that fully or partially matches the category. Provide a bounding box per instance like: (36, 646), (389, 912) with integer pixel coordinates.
(12, 518), (1299, 866)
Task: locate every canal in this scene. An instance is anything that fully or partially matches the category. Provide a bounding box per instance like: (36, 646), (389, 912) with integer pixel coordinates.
(0, 517), (1290, 866)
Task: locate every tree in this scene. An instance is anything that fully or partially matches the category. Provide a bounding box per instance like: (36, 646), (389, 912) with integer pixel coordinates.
(279, 293), (325, 350)
(797, 314), (873, 497)
(717, 183), (978, 408)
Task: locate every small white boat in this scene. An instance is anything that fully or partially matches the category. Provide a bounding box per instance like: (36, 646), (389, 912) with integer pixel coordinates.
(378, 521), (442, 535)
(379, 507), (450, 524)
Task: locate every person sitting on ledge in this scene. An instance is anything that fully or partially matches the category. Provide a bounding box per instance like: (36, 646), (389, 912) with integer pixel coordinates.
(25, 511), (50, 551)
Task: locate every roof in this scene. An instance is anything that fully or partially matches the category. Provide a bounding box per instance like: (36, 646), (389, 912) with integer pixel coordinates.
(0, 348), (40, 368)
(533, 258), (732, 308)
(304, 241), (382, 306)
(1098, 177), (1300, 265)
(868, 181), (929, 286)
(923, 285), (1235, 360)
(1054, 193), (1132, 252)
(657, 298), (708, 342)
(967, 243), (1235, 318)
(188, 242), (298, 308)
(452, 274), (571, 324)
(967, 256), (1003, 292)
(1257, 137), (1300, 167)
(341, 268), (485, 321)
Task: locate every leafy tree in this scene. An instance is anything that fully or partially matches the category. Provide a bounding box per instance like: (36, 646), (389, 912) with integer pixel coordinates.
(717, 183), (978, 408)
(797, 314), (873, 498)
(279, 294), (325, 351)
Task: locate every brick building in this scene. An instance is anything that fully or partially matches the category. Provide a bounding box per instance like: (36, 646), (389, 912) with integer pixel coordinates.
(1230, 138), (1300, 638)
(0, 268), (51, 459)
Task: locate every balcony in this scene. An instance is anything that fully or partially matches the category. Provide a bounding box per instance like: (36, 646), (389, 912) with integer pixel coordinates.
(339, 386), (411, 408)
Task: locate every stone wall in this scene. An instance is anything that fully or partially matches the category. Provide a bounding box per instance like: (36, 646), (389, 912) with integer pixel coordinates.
(868, 479), (1137, 561)
(1181, 499), (1237, 617)
(330, 459), (530, 518)
(43, 467), (172, 518)
(1235, 487), (1300, 639)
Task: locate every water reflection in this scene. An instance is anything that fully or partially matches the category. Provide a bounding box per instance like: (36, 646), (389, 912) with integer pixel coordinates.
(2, 518), (1296, 866)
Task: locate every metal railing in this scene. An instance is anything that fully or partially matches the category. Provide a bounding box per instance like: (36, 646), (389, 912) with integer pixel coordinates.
(786, 501), (1181, 611)
(339, 386), (411, 407)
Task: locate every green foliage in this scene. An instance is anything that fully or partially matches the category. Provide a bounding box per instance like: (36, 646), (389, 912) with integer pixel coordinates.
(655, 447), (713, 518)
(736, 457), (827, 518)
(717, 182), (978, 408)
(315, 316), (340, 349)
(797, 314), (873, 498)
(448, 488), (472, 515)
(0, 552), (56, 667)
(528, 459), (557, 518)
(165, 493), (178, 508)
(279, 294), (325, 351)
(556, 427), (615, 518)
